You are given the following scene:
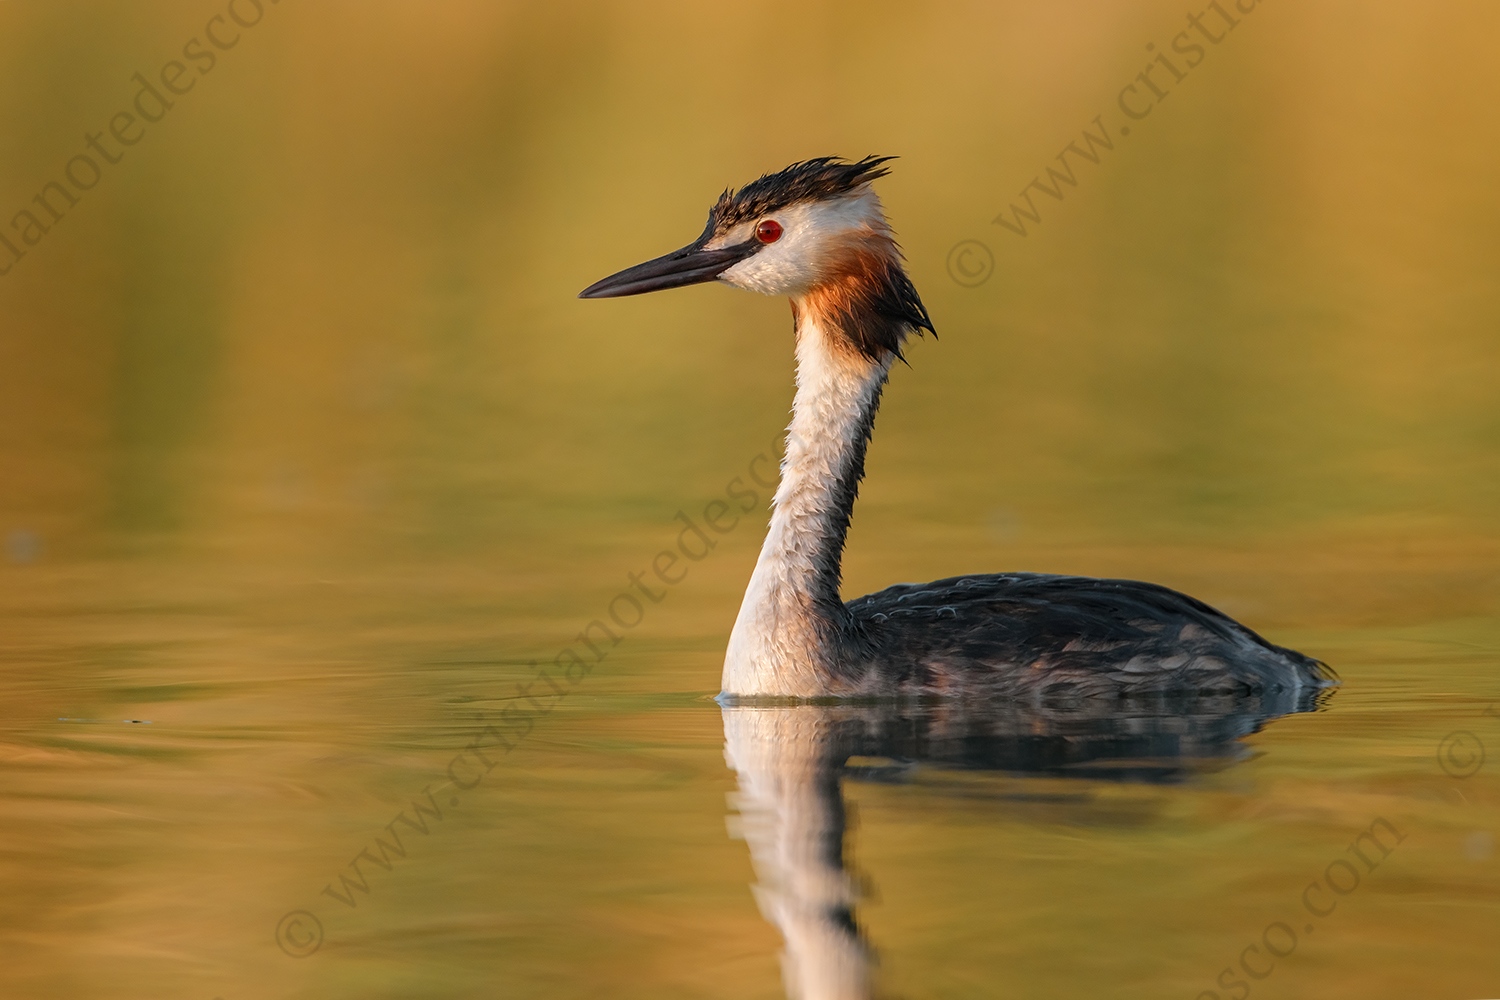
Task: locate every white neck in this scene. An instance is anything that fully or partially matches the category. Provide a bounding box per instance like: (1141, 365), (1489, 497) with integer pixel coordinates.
(722, 307), (891, 698)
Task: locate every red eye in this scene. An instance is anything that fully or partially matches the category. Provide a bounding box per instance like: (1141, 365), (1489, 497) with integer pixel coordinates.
(755, 219), (783, 243)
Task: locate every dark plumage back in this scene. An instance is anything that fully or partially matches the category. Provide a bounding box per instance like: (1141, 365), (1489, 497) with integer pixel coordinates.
(839, 572), (1336, 705)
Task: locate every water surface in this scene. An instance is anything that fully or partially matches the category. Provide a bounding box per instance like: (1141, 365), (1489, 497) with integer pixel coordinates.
(2, 2), (1499, 997)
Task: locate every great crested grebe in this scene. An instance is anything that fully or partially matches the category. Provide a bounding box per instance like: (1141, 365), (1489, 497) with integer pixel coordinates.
(581, 156), (1334, 702)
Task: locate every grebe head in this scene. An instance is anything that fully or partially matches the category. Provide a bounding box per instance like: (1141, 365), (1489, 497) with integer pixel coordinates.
(579, 155), (904, 299)
(580, 155), (933, 359)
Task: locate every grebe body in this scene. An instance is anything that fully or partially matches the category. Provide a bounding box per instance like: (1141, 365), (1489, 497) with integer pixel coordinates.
(581, 157), (1334, 701)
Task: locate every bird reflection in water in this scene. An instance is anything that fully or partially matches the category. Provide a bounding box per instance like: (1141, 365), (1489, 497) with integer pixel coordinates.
(579, 154), (1338, 995)
(720, 687), (1330, 1000)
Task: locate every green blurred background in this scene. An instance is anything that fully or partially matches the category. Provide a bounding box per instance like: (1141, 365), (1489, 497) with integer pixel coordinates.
(2, 2), (1498, 998)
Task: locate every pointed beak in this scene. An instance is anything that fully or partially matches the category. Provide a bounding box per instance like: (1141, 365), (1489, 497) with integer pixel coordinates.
(578, 234), (760, 299)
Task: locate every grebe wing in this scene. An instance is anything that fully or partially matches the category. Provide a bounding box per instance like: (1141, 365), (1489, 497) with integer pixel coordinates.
(844, 573), (1334, 697)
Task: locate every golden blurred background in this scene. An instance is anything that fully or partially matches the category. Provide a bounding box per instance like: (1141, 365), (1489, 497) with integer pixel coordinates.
(1, 2), (1498, 998)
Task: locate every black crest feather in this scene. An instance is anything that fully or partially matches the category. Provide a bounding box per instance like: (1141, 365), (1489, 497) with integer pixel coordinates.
(710, 155), (896, 233)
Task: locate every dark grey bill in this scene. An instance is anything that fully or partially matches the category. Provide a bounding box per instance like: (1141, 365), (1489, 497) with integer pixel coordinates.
(578, 236), (761, 299)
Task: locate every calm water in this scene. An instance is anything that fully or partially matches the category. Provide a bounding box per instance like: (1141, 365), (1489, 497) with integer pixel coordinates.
(3, 2), (1499, 998)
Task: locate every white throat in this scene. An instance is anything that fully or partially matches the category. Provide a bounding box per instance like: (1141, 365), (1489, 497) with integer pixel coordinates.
(722, 309), (891, 698)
